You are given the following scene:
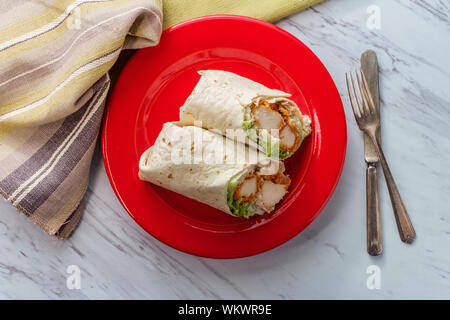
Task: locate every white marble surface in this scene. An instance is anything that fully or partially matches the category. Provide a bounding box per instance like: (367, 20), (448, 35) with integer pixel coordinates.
(1, 0), (449, 299)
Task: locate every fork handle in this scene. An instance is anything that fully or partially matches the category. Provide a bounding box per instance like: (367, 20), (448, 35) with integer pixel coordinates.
(368, 133), (416, 243)
(366, 163), (382, 255)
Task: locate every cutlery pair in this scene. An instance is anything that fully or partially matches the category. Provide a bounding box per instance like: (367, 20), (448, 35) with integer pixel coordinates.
(346, 51), (415, 255)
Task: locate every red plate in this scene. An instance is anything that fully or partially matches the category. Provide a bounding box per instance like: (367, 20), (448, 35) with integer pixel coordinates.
(102, 15), (346, 258)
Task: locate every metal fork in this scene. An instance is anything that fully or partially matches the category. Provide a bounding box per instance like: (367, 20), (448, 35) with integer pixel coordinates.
(346, 71), (416, 244)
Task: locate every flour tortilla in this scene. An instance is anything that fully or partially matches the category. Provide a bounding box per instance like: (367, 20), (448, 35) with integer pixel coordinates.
(179, 70), (309, 158)
(138, 122), (277, 215)
(179, 70), (291, 131)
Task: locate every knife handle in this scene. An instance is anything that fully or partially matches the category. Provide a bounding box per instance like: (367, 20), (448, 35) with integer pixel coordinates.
(366, 163), (382, 256)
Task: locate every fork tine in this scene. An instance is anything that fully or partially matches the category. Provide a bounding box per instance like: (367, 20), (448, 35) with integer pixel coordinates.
(350, 72), (365, 116)
(360, 70), (378, 114)
(356, 72), (371, 114)
(345, 73), (360, 120)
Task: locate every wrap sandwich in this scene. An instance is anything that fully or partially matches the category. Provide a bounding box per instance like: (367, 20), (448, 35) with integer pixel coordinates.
(138, 122), (291, 218)
(179, 70), (312, 159)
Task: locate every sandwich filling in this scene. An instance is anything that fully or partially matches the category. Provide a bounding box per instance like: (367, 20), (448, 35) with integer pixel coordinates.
(243, 99), (312, 159)
(227, 163), (291, 218)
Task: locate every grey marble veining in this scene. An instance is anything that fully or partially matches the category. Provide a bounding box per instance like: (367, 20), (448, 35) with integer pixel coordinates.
(0, 0), (449, 299)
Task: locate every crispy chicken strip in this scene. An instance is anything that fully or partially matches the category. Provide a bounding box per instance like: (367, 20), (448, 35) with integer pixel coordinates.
(234, 168), (291, 213)
(280, 125), (297, 149)
(259, 181), (288, 210)
(252, 102), (284, 130)
(234, 174), (259, 202)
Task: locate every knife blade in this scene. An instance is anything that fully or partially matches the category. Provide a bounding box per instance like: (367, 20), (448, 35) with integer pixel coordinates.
(361, 50), (382, 256)
(362, 50), (381, 161)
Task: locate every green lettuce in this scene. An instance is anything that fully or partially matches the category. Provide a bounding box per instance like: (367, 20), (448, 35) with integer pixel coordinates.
(279, 149), (291, 159)
(242, 116), (311, 160)
(242, 120), (289, 159)
(242, 119), (253, 131)
(293, 116), (311, 141)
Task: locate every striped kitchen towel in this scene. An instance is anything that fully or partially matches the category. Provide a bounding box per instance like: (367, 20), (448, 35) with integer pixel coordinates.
(0, 0), (162, 239)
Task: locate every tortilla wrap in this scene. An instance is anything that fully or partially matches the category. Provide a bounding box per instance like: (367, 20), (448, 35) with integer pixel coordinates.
(179, 70), (312, 159)
(138, 122), (290, 217)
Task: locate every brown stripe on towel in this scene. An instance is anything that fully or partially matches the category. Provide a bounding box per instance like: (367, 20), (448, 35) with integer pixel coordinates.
(34, 138), (96, 232)
(16, 80), (109, 214)
(0, 102), (88, 196)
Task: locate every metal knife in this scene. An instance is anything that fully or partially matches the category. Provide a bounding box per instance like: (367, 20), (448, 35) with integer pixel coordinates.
(361, 50), (382, 256)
